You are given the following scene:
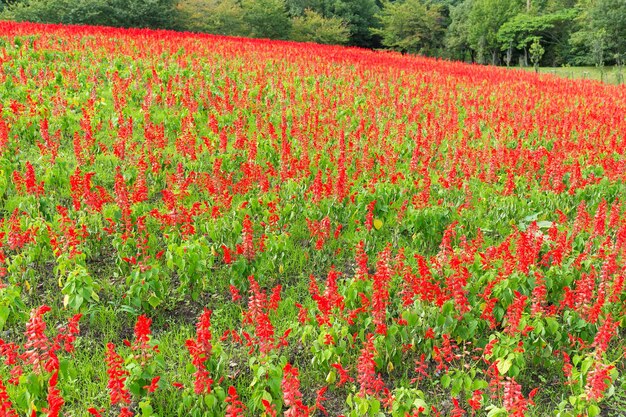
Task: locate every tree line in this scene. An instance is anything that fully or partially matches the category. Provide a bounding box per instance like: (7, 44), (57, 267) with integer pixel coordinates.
(1, 0), (624, 67)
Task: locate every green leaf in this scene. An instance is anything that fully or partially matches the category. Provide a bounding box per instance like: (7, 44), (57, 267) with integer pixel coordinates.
(148, 295), (161, 308)
(496, 359), (512, 375)
(204, 394), (216, 409)
(370, 399), (381, 414)
(441, 373), (451, 388)
(486, 406), (508, 417)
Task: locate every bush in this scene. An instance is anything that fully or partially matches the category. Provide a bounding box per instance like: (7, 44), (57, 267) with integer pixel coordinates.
(2, 0), (176, 29)
(175, 0), (247, 36)
(373, 0), (444, 55)
(290, 9), (349, 45)
(242, 0), (291, 39)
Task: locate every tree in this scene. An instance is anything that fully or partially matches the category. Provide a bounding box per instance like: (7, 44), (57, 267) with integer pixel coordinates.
(587, 0), (626, 60)
(529, 36), (544, 71)
(373, 0), (445, 55)
(444, 0), (474, 61)
(467, 0), (522, 64)
(175, 0), (247, 36)
(284, 0), (326, 16)
(497, 10), (576, 66)
(109, 0), (178, 28)
(242, 0), (291, 39)
(329, 0), (380, 47)
(570, 0), (626, 65)
(290, 9), (350, 44)
(2, 0), (107, 25)
(3, 0), (177, 28)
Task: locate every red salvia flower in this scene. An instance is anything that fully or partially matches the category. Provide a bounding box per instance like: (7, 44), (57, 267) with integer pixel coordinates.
(269, 285), (282, 311)
(21, 305), (52, 373)
(242, 214), (255, 261)
(87, 408), (104, 417)
(365, 200), (377, 231)
(592, 314), (618, 357)
(331, 362), (354, 387)
(468, 390), (483, 411)
(44, 370), (64, 417)
(105, 343), (130, 406)
(132, 315), (156, 365)
(186, 309), (214, 394)
(295, 303), (310, 324)
(504, 292), (527, 336)
(355, 240), (369, 281)
(372, 245), (392, 335)
(0, 377), (18, 417)
(55, 313), (82, 353)
(357, 334), (385, 397)
(502, 377), (528, 416)
(262, 399), (278, 417)
(585, 361), (615, 401)
(222, 245), (233, 264)
(119, 407), (134, 417)
(282, 363), (310, 417)
(450, 398), (465, 417)
(225, 386), (246, 417)
(315, 386), (329, 416)
(411, 354), (428, 384)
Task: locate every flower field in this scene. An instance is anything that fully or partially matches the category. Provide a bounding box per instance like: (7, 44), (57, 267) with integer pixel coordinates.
(0, 20), (625, 417)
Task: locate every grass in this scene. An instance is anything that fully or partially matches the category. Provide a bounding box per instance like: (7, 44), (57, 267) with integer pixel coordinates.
(516, 65), (625, 84)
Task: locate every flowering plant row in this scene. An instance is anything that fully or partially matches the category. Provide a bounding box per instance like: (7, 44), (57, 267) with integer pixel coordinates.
(0, 20), (624, 416)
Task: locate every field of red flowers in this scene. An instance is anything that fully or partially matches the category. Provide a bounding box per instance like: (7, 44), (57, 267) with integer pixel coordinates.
(0, 20), (625, 417)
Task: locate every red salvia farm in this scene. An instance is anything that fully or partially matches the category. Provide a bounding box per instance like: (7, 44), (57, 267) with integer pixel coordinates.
(0, 20), (624, 416)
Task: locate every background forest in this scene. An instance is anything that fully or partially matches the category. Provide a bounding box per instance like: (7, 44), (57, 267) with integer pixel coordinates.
(0, 0), (624, 69)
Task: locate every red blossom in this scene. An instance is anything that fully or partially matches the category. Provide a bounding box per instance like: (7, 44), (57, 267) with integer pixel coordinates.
(186, 309), (213, 394)
(105, 343), (130, 406)
(0, 377), (18, 417)
(315, 386), (329, 416)
(585, 361), (614, 401)
(44, 371), (64, 417)
(357, 334), (385, 398)
(225, 386), (246, 417)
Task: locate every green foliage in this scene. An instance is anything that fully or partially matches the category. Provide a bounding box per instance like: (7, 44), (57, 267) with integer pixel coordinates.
(242, 0), (291, 39)
(444, 0), (474, 60)
(175, 0), (247, 36)
(373, 0), (445, 55)
(497, 11), (575, 51)
(497, 10), (575, 66)
(290, 9), (350, 44)
(570, 0), (626, 65)
(3, 0), (177, 28)
(529, 36), (544, 70)
(467, 0), (522, 64)
(109, 0), (178, 28)
(329, 0), (380, 47)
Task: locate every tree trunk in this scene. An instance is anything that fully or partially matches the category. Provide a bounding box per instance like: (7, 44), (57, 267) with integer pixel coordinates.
(524, 47), (528, 67)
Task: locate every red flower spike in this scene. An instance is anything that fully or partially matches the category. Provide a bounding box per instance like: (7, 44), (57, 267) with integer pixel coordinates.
(105, 343), (130, 406)
(186, 309), (213, 395)
(315, 386), (329, 416)
(0, 377), (18, 417)
(331, 362), (354, 387)
(262, 399), (278, 417)
(357, 334), (385, 398)
(44, 370), (64, 417)
(225, 386), (246, 417)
